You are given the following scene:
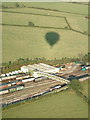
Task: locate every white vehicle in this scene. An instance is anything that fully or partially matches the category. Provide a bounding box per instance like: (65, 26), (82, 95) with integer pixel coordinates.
(54, 86), (61, 89)
(22, 78), (34, 83)
(0, 90), (9, 95)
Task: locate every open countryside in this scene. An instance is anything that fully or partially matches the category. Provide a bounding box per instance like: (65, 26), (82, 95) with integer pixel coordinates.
(2, 2), (88, 62)
(1, 2), (89, 119)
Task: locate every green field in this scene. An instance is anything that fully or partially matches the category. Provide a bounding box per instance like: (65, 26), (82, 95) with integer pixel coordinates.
(2, 26), (88, 62)
(2, 2), (88, 62)
(1, 3), (89, 118)
(3, 88), (88, 118)
(81, 80), (88, 97)
(2, 2), (88, 15)
(2, 12), (67, 28)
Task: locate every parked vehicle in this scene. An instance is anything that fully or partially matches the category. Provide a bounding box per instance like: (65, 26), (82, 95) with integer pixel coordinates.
(16, 86), (24, 91)
(22, 77), (34, 83)
(0, 89), (9, 95)
(9, 87), (16, 92)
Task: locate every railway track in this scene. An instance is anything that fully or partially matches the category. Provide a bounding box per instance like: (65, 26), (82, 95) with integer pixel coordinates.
(59, 69), (89, 78)
(1, 79), (62, 104)
(2, 80), (58, 99)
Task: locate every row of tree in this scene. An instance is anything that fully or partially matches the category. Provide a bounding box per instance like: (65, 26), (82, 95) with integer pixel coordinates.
(2, 3), (25, 8)
(68, 79), (88, 103)
(1, 53), (88, 74)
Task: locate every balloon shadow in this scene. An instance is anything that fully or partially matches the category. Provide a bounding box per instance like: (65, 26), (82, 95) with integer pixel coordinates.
(45, 32), (60, 48)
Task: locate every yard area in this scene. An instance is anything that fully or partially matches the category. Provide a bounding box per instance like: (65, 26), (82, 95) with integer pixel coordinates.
(2, 73), (88, 118)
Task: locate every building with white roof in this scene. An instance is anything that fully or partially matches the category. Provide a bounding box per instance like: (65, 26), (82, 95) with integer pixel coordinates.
(21, 66), (29, 73)
(20, 63), (71, 83)
(21, 63), (60, 73)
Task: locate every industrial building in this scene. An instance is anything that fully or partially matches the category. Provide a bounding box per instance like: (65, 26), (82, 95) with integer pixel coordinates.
(1, 62), (89, 107)
(21, 63), (60, 73)
(21, 63), (69, 83)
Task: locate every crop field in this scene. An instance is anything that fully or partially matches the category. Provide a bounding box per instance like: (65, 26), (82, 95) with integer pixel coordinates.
(2, 89), (88, 118)
(1, 2), (88, 62)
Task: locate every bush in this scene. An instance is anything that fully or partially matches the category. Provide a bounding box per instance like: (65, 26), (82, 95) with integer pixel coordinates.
(2, 5), (6, 8)
(83, 31), (88, 35)
(65, 26), (69, 29)
(69, 79), (83, 92)
(15, 3), (20, 8)
(28, 22), (35, 27)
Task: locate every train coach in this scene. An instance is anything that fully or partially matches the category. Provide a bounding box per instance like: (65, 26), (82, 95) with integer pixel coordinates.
(0, 80), (23, 88)
(22, 77), (35, 83)
(0, 82), (12, 89)
(0, 84), (25, 95)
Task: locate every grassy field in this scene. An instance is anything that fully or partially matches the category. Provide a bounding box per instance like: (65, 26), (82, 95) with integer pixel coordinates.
(1, 3), (89, 118)
(2, 26), (88, 62)
(2, 7), (88, 32)
(2, 12), (67, 28)
(2, 88), (88, 118)
(2, 2), (88, 62)
(81, 80), (88, 97)
(2, 2), (88, 15)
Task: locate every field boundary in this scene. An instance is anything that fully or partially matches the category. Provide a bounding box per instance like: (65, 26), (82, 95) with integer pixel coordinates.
(1, 23), (68, 30)
(70, 2), (89, 5)
(64, 17), (72, 29)
(1, 10), (68, 28)
(27, 6), (87, 16)
(1, 10), (65, 18)
(1, 8), (88, 36)
(1, 23), (89, 36)
(2, 6), (88, 16)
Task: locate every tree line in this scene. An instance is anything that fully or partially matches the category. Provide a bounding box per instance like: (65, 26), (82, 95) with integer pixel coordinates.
(68, 79), (88, 103)
(1, 53), (88, 74)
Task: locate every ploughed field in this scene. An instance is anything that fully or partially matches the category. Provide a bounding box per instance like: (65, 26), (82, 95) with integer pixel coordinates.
(1, 2), (88, 62)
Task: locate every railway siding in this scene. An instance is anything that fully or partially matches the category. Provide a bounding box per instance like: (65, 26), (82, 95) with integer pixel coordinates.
(2, 79), (65, 106)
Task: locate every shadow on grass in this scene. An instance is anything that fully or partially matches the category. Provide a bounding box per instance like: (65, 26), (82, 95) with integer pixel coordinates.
(45, 32), (60, 48)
